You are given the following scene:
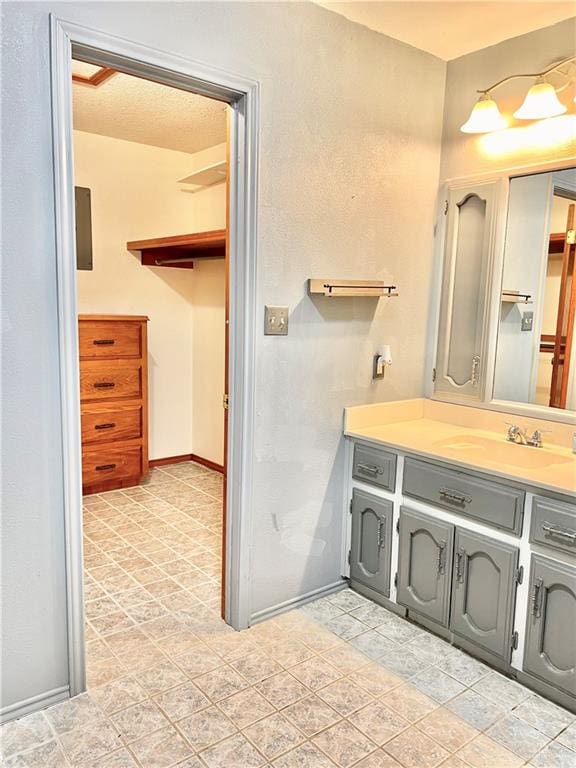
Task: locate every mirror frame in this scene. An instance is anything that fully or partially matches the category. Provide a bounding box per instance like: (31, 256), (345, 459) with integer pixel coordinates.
(429, 157), (576, 426)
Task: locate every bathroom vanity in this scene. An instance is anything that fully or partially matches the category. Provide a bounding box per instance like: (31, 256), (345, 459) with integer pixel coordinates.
(342, 399), (576, 713)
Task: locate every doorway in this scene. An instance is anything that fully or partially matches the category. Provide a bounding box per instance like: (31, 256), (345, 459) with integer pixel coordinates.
(51, 18), (258, 696)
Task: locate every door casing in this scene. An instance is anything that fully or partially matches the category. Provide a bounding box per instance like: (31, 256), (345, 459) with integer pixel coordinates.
(50, 16), (259, 697)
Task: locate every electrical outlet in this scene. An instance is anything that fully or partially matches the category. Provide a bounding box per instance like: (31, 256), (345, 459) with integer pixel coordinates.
(521, 312), (534, 332)
(264, 305), (289, 335)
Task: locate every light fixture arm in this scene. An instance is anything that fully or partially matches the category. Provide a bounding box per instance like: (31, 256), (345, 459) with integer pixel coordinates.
(476, 56), (576, 95)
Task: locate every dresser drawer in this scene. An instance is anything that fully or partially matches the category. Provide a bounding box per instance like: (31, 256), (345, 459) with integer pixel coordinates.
(80, 361), (142, 402)
(531, 497), (576, 556)
(352, 444), (397, 492)
(403, 458), (525, 534)
(82, 445), (142, 488)
(81, 404), (142, 445)
(79, 320), (143, 359)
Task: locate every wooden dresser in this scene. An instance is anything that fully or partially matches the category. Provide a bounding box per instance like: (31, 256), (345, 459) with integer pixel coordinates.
(79, 315), (149, 494)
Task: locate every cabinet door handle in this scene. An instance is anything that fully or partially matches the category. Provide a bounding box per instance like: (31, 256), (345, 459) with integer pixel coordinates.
(531, 577), (544, 618)
(541, 521), (576, 543)
(377, 520), (385, 550)
(437, 540), (446, 575)
(93, 339), (115, 346)
(455, 548), (466, 583)
(95, 463), (117, 472)
(94, 422), (116, 431)
(93, 382), (116, 389)
(439, 487), (472, 505)
(357, 463), (383, 476)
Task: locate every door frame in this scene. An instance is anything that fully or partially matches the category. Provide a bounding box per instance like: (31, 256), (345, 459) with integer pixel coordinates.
(50, 16), (259, 696)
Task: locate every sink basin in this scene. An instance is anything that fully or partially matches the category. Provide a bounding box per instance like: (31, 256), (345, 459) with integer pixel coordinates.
(433, 435), (573, 469)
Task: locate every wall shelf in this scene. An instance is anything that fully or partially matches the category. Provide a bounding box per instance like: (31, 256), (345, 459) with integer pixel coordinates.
(501, 290), (533, 304)
(179, 161), (227, 188)
(308, 279), (398, 297)
(127, 229), (226, 269)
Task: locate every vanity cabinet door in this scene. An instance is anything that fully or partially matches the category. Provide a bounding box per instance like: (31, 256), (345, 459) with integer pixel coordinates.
(450, 529), (519, 662)
(397, 507), (454, 627)
(524, 555), (576, 699)
(350, 490), (393, 597)
(434, 179), (500, 402)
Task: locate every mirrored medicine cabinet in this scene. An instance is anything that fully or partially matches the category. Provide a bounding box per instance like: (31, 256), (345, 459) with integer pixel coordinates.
(433, 164), (576, 422)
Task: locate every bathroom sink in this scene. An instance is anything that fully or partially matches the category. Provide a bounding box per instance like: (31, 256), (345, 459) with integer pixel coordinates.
(433, 435), (573, 469)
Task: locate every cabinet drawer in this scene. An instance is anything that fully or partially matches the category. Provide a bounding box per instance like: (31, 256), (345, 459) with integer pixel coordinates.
(82, 445), (142, 488)
(352, 444), (397, 492)
(80, 361), (142, 402)
(81, 404), (142, 445)
(531, 497), (576, 556)
(79, 320), (142, 359)
(403, 458), (524, 534)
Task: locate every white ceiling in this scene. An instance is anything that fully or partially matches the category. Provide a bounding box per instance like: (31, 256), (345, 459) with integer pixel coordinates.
(72, 64), (227, 155)
(314, 2), (576, 60)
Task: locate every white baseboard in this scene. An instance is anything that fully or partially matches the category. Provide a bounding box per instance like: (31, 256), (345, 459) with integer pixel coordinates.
(1, 685), (70, 724)
(250, 579), (347, 625)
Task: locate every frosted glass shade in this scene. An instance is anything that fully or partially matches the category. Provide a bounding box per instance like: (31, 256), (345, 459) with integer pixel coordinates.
(461, 95), (508, 133)
(514, 81), (567, 120)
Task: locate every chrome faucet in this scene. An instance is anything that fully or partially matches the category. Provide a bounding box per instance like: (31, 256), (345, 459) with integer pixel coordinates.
(506, 423), (546, 448)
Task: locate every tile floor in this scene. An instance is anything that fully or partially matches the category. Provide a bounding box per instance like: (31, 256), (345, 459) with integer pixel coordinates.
(2, 461), (575, 767)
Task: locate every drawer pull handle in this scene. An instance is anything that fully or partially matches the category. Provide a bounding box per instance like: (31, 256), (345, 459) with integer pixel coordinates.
(439, 487), (472, 505)
(93, 339), (115, 346)
(93, 382), (116, 389)
(541, 521), (576, 543)
(437, 540), (446, 575)
(455, 548), (466, 582)
(357, 463), (383, 476)
(95, 423), (116, 431)
(95, 463), (117, 472)
(531, 577), (544, 618)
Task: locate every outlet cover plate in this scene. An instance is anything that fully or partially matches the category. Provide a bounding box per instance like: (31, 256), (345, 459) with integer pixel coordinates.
(264, 305), (289, 335)
(521, 311), (534, 332)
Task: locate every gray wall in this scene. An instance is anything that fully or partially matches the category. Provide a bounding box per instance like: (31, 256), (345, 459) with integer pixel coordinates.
(1, 2), (446, 715)
(440, 17), (576, 181)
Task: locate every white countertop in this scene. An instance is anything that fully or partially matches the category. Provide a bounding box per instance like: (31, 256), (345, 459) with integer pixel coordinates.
(344, 399), (576, 497)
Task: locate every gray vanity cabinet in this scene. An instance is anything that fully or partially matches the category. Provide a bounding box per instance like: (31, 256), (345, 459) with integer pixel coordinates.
(350, 490), (393, 598)
(450, 529), (519, 661)
(524, 555), (576, 699)
(397, 507), (454, 626)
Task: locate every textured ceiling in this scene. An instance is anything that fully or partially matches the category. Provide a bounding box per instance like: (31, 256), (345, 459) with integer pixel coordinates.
(315, 2), (575, 60)
(72, 66), (227, 154)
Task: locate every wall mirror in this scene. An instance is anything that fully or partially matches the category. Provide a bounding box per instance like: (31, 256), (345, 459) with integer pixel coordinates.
(494, 168), (576, 412)
(433, 164), (576, 421)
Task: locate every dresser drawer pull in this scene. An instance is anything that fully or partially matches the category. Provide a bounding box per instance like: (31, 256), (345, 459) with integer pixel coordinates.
(437, 540), (447, 575)
(94, 423), (116, 431)
(93, 339), (115, 346)
(377, 520), (385, 549)
(439, 487), (472, 505)
(541, 521), (576, 543)
(356, 463), (383, 476)
(93, 382), (116, 389)
(95, 463), (117, 472)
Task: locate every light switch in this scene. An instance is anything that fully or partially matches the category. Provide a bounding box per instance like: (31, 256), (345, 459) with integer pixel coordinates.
(521, 312), (534, 332)
(264, 305), (289, 335)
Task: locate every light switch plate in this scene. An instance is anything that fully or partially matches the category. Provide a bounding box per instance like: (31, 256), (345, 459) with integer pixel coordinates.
(521, 311), (534, 332)
(264, 305), (289, 335)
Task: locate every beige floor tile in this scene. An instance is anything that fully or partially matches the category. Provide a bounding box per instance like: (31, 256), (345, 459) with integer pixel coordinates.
(416, 708), (479, 752)
(173, 643), (224, 677)
(316, 678), (374, 716)
(282, 695), (341, 737)
(355, 750), (403, 767)
(3, 739), (70, 768)
(455, 735), (524, 768)
(59, 717), (122, 766)
(231, 651), (283, 683)
(199, 732), (266, 768)
(217, 688), (275, 729)
(175, 705), (237, 752)
(110, 700), (169, 743)
(290, 657), (342, 690)
(154, 680), (211, 721)
(381, 684), (439, 722)
(348, 663), (403, 697)
(0, 713), (53, 760)
(312, 720), (377, 767)
(130, 725), (193, 768)
(90, 677), (147, 715)
(271, 741), (337, 767)
(255, 672), (311, 710)
(384, 727), (450, 768)
(243, 712), (306, 759)
(134, 658), (189, 695)
(349, 701), (410, 745)
(194, 665), (250, 702)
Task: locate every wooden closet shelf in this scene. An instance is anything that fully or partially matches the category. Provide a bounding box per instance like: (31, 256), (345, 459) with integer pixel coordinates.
(127, 229), (226, 268)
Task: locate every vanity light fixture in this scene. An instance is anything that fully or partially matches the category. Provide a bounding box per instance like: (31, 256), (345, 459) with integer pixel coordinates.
(461, 56), (575, 134)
